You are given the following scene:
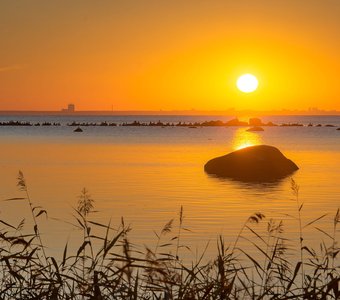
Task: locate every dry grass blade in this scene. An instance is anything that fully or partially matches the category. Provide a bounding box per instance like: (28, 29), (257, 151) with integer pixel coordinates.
(35, 209), (48, 218)
(237, 248), (264, 274)
(287, 261), (302, 291)
(103, 230), (125, 258)
(76, 240), (90, 258)
(303, 214), (328, 229)
(16, 218), (25, 231)
(62, 242), (68, 267)
(88, 220), (115, 230)
(74, 217), (85, 229)
(245, 225), (267, 244)
(50, 256), (62, 283)
(0, 219), (16, 229)
(334, 208), (340, 225)
(3, 197), (26, 201)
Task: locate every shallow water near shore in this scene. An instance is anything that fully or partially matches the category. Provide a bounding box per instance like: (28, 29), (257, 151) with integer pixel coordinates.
(0, 115), (339, 261)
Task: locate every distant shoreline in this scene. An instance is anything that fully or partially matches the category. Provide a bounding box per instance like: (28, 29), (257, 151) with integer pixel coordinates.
(0, 110), (340, 116)
(1, 117), (339, 128)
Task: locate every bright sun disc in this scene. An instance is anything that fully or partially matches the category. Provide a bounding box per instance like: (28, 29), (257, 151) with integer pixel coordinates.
(237, 74), (258, 93)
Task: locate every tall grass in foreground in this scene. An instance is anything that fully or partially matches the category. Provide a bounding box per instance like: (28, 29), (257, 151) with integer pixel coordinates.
(0, 172), (338, 299)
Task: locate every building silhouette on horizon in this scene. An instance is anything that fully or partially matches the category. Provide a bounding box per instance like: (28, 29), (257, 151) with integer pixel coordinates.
(61, 104), (75, 113)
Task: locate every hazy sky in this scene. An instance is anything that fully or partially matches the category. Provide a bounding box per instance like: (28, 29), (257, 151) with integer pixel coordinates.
(1, 0), (340, 111)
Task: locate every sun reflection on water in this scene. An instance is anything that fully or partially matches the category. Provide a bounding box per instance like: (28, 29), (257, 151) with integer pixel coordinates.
(231, 128), (263, 150)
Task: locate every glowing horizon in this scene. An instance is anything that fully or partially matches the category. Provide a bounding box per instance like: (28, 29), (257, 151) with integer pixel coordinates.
(1, 1), (340, 112)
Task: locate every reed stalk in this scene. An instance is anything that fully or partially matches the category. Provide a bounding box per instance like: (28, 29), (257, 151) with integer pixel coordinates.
(0, 174), (337, 299)
(17, 171), (48, 263)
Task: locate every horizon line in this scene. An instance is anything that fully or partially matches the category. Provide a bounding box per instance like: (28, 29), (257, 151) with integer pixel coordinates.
(0, 108), (340, 116)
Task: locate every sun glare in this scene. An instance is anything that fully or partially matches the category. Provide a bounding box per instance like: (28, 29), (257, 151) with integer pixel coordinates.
(232, 128), (262, 150)
(236, 74), (258, 93)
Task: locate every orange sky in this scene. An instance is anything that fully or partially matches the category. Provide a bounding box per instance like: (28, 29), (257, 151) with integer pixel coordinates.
(0, 0), (339, 111)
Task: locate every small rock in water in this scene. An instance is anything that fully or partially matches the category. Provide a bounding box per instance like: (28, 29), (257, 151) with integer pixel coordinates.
(74, 127), (83, 132)
(246, 126), (264, 132)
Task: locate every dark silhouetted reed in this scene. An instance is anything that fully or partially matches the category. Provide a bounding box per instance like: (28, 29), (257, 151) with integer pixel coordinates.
(0, 172), (338, 299)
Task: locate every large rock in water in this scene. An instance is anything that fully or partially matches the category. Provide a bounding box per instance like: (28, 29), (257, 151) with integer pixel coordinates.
(204, 145), (298, 182)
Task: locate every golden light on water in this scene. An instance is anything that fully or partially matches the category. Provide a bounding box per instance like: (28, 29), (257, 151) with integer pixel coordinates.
(231, 128), (263, 150)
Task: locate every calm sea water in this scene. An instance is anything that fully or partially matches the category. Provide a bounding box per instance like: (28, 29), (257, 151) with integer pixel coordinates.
(0, 115), (339, 261)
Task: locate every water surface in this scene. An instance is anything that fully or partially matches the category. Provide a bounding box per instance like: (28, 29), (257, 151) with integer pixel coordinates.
(0, 115), (339, 261)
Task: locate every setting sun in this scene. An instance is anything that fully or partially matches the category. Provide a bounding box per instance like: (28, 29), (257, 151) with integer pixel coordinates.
(236, 74), (259, 93)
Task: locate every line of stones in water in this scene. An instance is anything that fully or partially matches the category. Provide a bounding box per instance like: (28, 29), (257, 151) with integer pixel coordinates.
(0, 118), (339, 128)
